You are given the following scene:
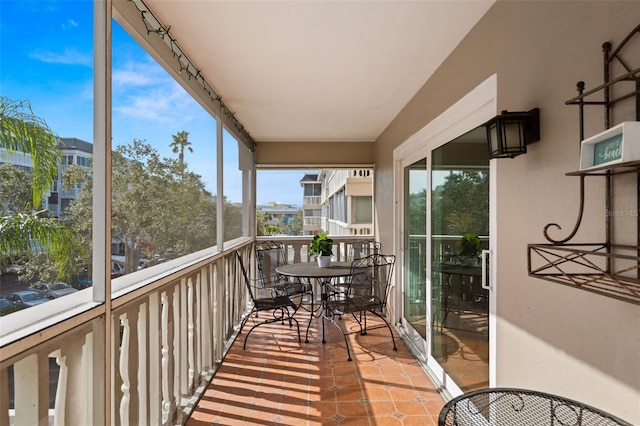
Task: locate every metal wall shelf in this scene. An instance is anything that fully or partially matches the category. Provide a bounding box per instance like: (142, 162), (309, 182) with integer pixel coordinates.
(527, 24), (640, 305)
(528, 242), (640, 305)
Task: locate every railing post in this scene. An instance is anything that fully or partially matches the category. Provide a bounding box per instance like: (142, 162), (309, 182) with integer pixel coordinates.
(55, 331), (91, 426)
(187, 276), (195, 393)
(148, 292), (161, 423)
(178, 279), (188, 401)
(118, 313), (131, 426)
(136, 303), (148, 425)
(13, 354), (47, 426)
(213, 259), (224, 363)
(0, 367), (8, 426)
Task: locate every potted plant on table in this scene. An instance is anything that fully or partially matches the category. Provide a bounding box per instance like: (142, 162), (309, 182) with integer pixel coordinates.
(309, 233), (333, 268)
(459, 232), (482, 266)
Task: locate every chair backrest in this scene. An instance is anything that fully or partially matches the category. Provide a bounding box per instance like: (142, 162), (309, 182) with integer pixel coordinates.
(438, 388), (632, 426)
(347, 253), (395, 312)
(236, 251), (257, 302)
(255, 241), (288, 288)
(347, 240), (382, 262)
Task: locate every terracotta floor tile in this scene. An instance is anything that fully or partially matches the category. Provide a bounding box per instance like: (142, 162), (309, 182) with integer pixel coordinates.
(388, 386), (420, 401)
(185, 310), (446, 425)
(367, 400), (397, 416)
(394, 399), (430, 416)
(337, 400), (369, 417)
(309, 400), (338, 417)
(402, 414), (438, 426)
(368, 415), (404, 425)
(362, 386), (392, 401)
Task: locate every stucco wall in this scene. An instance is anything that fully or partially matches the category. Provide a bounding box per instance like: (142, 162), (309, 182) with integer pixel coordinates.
(256, 141), (374, 166)
(375, 1), (640, 423)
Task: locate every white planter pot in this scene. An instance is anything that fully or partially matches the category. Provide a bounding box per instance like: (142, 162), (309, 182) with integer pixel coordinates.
(317, 256), (331, 268)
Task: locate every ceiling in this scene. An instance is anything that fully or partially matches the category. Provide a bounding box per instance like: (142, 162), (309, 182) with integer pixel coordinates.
(144, 1), (494, 143)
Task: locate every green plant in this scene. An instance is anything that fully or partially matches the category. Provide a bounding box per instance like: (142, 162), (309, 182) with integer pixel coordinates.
(309, 233), (333, 258)
(459, 233), (482, 257)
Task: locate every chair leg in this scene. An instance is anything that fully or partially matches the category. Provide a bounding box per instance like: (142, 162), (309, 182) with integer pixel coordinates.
(238, 308), (255, 334)
(323, 311), (353, 361)
(370, 310), (398, 351)
(305, 297), (314, 343)
(243, 310), (302, 349)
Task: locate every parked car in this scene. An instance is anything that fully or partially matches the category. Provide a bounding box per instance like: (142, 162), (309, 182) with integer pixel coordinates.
(71, 270), (92, 290)
(0, 298), (27, 316)
(29, 282), (79, 299)
(111, 261), (125, 278)
(5, 290), (51, 308)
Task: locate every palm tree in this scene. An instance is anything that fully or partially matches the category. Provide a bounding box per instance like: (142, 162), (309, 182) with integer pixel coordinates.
(1, 97), (60, 206)
(0, 96), (78, 277)
(170, 130), (193, 166)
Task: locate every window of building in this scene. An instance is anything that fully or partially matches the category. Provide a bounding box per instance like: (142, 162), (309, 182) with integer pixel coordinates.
(352, 196), (372, 224)
(304, 183), (321, 196)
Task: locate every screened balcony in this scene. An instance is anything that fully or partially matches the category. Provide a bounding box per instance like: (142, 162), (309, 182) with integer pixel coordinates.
(0, 238), (448, 425)
(2, 1), (639, 425)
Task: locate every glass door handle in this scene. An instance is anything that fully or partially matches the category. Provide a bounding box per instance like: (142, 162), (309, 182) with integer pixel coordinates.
(481, 249), (492, 290)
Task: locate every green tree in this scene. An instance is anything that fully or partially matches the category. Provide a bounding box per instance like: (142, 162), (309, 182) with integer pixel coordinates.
(222, 199), (243, 241)
(0, 97), (60, 206)
(0, 163), (33, 213)
(65, 139), (217, 274)
(264, 225), (278, 236)
(170, 130), (192, 167)
(256, 211), (271, 236)
(0, 97), (78, 279)
(409, 189), (427, 235)
(431, 170), (489, 236)
(289, 209), (303, 236)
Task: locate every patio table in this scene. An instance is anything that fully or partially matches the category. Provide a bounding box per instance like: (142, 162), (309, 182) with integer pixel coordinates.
(276, 261), (354, 343)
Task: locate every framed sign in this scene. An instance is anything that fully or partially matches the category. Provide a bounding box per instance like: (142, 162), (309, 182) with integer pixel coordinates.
(580, 121), (640, 170)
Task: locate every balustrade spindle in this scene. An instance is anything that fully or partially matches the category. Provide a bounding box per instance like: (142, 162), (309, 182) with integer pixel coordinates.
(119, 314), (131, 426)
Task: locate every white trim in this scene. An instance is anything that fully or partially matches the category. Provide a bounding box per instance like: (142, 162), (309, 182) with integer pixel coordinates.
(393, 74), (498, 161)
(393, 74), (498, 395)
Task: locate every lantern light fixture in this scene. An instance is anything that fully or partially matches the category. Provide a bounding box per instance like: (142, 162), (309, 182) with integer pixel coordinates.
(485, 108), (540, 159)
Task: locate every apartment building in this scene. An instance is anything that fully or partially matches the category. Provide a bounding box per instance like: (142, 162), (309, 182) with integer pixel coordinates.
(319, 169), (373, 236)
(0, 137), (92, 218)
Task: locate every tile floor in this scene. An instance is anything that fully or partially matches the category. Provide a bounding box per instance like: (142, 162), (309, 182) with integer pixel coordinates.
(186, 309), (446, 425)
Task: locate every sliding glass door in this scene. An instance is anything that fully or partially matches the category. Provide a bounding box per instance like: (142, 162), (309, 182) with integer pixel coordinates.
(430, 127), (489, 393)
(400, 127), (490, 395)
(403, 158), (428, 341)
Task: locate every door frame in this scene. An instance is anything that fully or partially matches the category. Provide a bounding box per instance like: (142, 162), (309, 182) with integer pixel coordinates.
(392, 74), (498, 395)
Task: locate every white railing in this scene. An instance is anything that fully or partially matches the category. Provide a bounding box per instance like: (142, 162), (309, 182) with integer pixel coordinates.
(302, 196), (321, 205)
(0, 241), (253, 426)
(0, 236), (377, 425)
(303, 217), (321, 226)
(256, 235), (375, 263)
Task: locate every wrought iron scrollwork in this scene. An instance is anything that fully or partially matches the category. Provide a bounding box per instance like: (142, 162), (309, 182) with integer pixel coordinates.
(543, 175), (586, 244)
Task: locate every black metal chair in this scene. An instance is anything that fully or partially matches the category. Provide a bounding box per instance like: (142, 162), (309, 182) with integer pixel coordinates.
(322, 253), (397, 361)
(236, 251), (301, 350)
(438, 387), (632, 426)
(255, 240), (311, 298)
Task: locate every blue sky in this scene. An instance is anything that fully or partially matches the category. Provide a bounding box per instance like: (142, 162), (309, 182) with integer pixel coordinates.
(1, 0), (307, 206)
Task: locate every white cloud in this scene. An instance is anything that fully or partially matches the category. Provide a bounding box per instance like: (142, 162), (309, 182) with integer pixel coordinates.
(112, 59), (165, 87)
(29, 47), (91, 67)
(114, 82), (197, 125)
(62, 19), (79, 30)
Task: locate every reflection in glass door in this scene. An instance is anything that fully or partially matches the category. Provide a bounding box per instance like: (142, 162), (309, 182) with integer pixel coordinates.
(431, 128), (490, 392)
(403, 158), (428, 339)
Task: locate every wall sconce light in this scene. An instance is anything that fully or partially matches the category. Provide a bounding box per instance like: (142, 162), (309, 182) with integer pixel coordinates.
(485, 108), (540, 159)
